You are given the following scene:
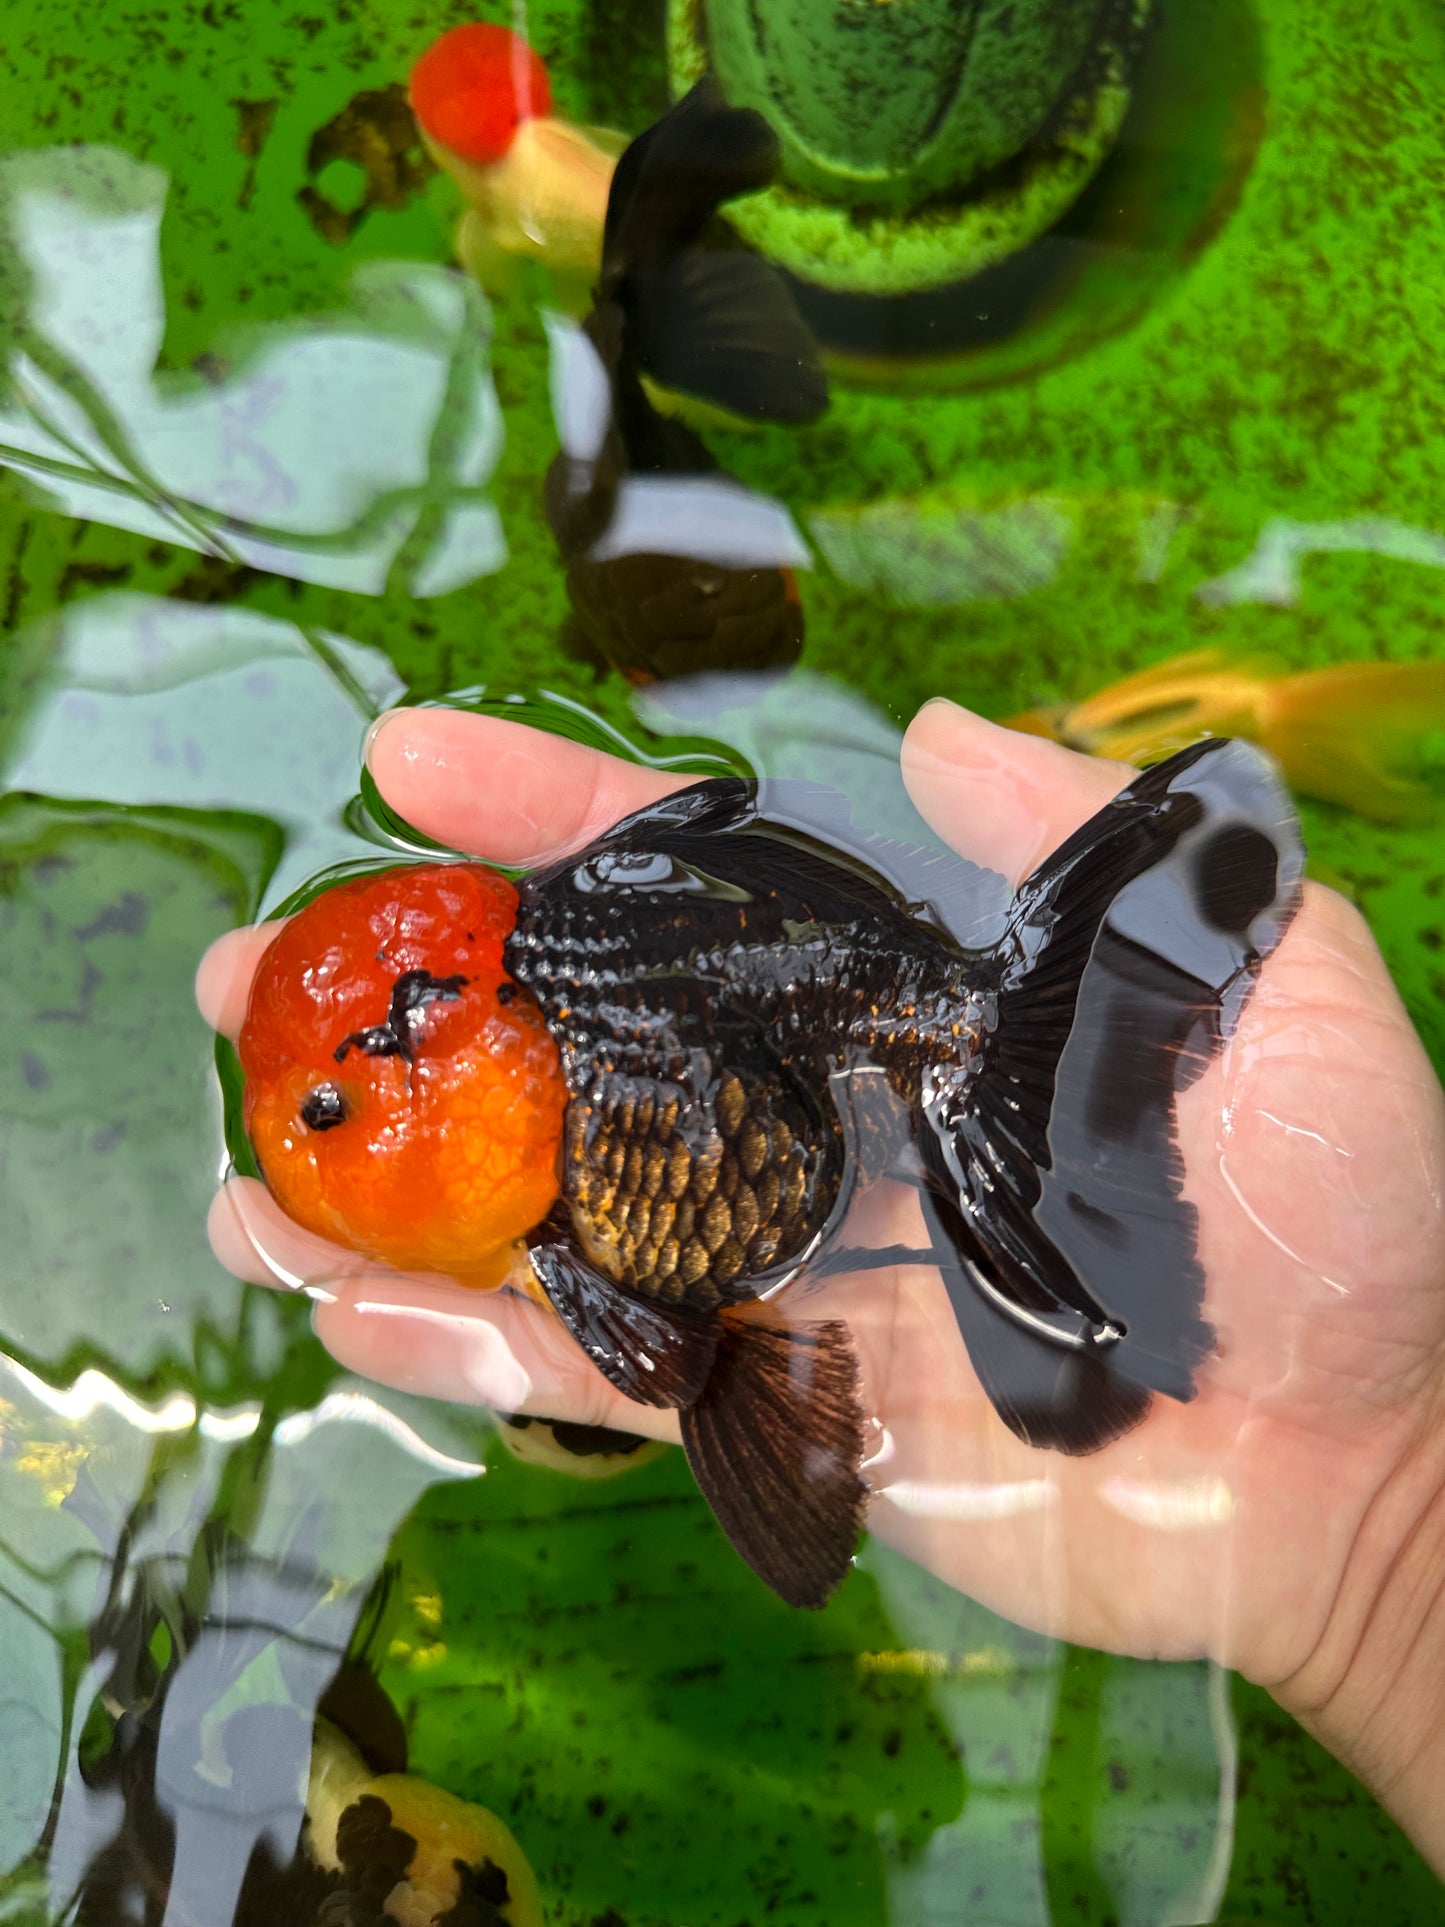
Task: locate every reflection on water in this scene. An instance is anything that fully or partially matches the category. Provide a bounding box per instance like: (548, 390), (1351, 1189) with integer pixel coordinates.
(0, 1358), (486, 1923)
(5, 596), (401, 909)
(0, 147), (503, 597)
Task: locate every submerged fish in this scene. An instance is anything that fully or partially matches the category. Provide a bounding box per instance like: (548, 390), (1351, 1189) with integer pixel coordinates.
(307, 1720), (543, 1927)
(544, 78), (826, 685)
(239, 739), (1303, 1607)
(408, 23), (624, 301)
(493, 1409), (667, 1478)
(1008, 648), (1445, 823)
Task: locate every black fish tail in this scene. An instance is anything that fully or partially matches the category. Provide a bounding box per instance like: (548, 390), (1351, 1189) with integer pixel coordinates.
(680, 1312), (867, 1609)
(917, 737), (1304, 1454)
(604, 76), (779, 271)
(602, 79), (828, 427)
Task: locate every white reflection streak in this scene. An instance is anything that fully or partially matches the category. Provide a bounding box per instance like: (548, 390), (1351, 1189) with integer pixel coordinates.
(589, 476), (812, 569)
(198, 1405), (263, 1443)
(1197, 515), (1445, 606)
(272, 1389), (484, 1479)
(1196, 1662), (1239, 1926)
(879, 1478), (1054, 1522)
(1254, 1107), (1353, 1156)
(0, 1355), (195, 1433)
(544, 311), (611, 461)
(1101, 1475), (1235, 1531)
(0, 1356), (267, 1444)
(1218, 1154), (1350, 1295)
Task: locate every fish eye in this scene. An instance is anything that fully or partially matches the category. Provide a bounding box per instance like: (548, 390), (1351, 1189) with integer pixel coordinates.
(300, 1083), (350, 1132)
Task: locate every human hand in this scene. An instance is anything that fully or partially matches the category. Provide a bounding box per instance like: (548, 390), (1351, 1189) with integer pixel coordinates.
(197, 700), (1445, 1869)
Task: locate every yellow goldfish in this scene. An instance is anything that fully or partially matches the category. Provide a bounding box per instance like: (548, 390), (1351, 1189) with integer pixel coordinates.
(1009, 649), (1445, 823)
(307, 1717), (545, 1927)
(409, 23), (625, 306)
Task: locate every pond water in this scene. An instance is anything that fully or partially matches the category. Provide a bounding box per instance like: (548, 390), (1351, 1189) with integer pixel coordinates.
(1, 2), (1443, 1923)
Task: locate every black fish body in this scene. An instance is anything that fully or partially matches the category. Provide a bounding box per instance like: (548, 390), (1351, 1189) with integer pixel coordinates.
(560, 548), (805, 687)
(504, 740), (1305, 1607)
(544, 78), (826, 686)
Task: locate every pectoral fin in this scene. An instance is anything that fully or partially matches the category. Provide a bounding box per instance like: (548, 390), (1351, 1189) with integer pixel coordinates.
(680, 1313), (867, 1609)
(528, 1227), (719, 1408)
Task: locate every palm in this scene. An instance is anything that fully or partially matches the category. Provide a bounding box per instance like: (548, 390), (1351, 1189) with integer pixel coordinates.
(198, 701), (1445, 1693)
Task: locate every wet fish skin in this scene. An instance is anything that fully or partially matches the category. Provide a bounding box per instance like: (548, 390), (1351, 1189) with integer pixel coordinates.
(502, 741), (1303, 1607)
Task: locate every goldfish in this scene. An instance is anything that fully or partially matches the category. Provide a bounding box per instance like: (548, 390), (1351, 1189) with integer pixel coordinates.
(408, 22), (625, 304)
(306, 1719), (543, 1927)
(493, 1410), (668, 1478)
(543, 78), (826, 684)
(237, 739), (1303, 1608)
(1008, 649), (1445, 823)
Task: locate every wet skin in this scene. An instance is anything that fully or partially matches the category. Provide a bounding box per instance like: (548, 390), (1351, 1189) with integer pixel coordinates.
(198, 700), (1445, 1875)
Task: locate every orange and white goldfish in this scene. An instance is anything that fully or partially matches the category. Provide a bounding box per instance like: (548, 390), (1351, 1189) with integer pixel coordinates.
(1008, 649), (1445, 823)
(409, 23), (625, 302)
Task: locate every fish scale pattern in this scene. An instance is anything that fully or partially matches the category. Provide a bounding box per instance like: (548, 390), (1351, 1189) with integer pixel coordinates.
(562, 1064), (825, 1306)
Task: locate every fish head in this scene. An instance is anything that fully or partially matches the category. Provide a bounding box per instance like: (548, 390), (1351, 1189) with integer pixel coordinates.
(239, 863), (566, 1282)
(408, 23), (552, 168)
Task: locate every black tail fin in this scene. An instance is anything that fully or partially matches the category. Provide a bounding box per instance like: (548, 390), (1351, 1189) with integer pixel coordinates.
(598, 78), (828, 427)
(916, 738), (1304, 1454)
(603, 76), (779, 273)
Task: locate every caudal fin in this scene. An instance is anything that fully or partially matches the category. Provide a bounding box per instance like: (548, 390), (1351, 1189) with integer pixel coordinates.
(599, 78), (828, 427)
(918, 737), (1304, 1454)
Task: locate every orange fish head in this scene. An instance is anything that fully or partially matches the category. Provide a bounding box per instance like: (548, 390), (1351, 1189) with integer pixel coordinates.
(239, 864), (566, 1282)
(408, 23), (552, 167)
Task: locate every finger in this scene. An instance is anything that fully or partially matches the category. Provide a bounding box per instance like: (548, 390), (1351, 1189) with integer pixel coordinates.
(207, 1177), (371, 1293)
(195, 924), (285, 1039)
(366, 709), (680, 865)
(900, 698), (1132, 887)
(313, 1275), (681, 1443)
(208, 1178), (679, 1440)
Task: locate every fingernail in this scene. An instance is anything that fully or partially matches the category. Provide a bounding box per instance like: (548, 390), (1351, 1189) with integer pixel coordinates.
(457, 1320), (534, 1410)
(363, 708), (407, 768)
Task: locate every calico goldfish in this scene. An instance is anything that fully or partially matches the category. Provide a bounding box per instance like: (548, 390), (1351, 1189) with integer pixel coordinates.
(238, 741), (1302, 1607)
(1009, 648), (1445, 823)
(307, 1720), (543, 1927)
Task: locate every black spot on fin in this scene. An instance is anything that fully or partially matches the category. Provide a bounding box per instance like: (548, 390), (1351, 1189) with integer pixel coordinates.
(602, 77), (779, 276)
(918, 737), (1304, 1451)
(680, 1313), (867, 1608)
(627, 252), (829, 425)
(528, 1225), (718, 1408)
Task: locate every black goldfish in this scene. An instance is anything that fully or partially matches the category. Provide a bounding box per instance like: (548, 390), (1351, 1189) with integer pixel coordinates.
(544, 76), (826, 685)
(497, 737), (1303, 1605)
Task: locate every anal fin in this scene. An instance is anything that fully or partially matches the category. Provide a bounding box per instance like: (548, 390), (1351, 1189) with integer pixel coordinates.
(680, 1314), (867, 1609)
(529, 1227), (718, 1409)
